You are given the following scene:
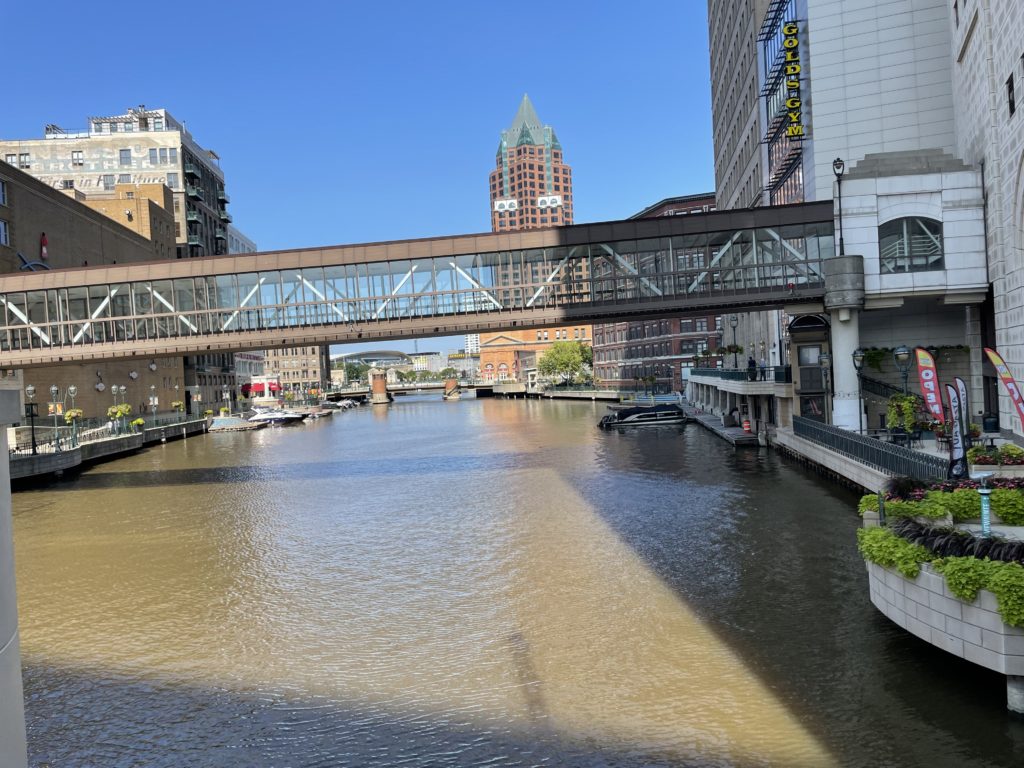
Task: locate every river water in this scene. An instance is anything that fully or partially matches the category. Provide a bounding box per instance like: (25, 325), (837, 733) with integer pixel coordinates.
(12, 395), (1024, 767)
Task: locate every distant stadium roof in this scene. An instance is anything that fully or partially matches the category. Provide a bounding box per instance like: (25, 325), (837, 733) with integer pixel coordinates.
(334, 349), (413, 366)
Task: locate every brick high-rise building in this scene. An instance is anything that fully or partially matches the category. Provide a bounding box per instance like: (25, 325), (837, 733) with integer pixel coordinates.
(479, 95), (590, 382)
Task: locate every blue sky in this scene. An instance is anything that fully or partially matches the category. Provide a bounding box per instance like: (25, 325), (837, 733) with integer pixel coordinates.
(2, 1), (715, 352)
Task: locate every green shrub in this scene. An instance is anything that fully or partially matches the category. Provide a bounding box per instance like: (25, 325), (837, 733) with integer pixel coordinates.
(933, 557), (993, 601)
(857, 527), (934, 578)
(925, 489), (981, 523)
(858, 494), (879, 516)
(991, 489), (1024, 526)
(1000, 443), (1024, 465)
(883, 497), (946, 520)
(886, 394), (920, 433)
(988, 563), (1024, 628)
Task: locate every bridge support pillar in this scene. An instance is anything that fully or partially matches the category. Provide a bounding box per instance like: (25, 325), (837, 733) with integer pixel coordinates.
(824, 254), (865, 433)
(0, 391), (28, 768)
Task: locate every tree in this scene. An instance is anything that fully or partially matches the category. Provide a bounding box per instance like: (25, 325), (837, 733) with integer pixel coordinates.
(345, 362), (369, 382)
(538, 341), (590, 385)
(439, 367), (458, 379)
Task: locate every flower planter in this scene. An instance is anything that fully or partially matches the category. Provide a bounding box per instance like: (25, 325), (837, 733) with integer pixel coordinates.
(969, 464), (1024, 478)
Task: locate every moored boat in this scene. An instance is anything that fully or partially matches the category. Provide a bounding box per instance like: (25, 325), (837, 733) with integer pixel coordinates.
(247, 409), (307, 426)
(598, 403), (687, 429)
(209, 415), (267, 432)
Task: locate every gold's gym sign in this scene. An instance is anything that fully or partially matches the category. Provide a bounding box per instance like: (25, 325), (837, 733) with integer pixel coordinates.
(783, 22), (805, 138)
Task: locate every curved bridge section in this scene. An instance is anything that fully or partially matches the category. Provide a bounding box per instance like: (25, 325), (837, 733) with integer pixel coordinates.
(0, 202), (832, 368)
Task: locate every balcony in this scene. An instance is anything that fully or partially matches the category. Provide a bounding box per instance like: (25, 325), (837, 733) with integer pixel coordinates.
(185, 209), (200, 222)
(215, 227), (227, 240)
(219, 209), (232, 223)
(186, 184), (204, 201)
(184, 162), (200, 178)
(187, 234), (203, 247)
(689, 365), (793, 396)
(217, 189), (230, 203)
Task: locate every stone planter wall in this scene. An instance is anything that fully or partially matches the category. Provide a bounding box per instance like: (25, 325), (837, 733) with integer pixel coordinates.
(968, 464), (1024, 478)
(866, 561), (1024, 675)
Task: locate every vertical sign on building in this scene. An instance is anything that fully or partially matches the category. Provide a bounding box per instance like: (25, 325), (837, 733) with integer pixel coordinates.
(783, 21), (805, 140)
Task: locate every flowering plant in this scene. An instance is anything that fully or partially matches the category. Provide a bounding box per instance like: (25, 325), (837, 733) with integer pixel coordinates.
(64, 408), (84, 424)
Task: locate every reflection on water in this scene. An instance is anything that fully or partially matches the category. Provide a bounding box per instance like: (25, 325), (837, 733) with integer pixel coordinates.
(14, 397), (1024, 766)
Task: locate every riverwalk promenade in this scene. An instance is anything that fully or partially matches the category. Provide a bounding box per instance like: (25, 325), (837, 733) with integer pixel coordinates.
(8, 416), (208, 481)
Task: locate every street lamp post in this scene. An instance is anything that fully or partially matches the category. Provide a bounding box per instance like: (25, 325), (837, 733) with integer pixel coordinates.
(972, 472), (995, 538)
(852, 348), (865, 434)
(67, 384), (78, 447)
(730, 314), (739, 368)
(24, 384), (37, 455)
(833, 157), (846, 256)
(222, 388), (231, 415)
(49, 384), (61, 451)
(893, 345), (912, 394)
(819, 352), (832, 425)
(117, 384), (128, 433)
(150, 384), (157, 420)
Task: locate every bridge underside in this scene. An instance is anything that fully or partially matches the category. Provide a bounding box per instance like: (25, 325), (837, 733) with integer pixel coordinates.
(0, 202), (833, 368)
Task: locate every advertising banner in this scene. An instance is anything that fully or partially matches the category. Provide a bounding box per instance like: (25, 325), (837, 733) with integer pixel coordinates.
(955, 376), (971, 449)
(915, 347), (944, 423)
(946, 384), (968, 479)
(984, 347), (1024, 427)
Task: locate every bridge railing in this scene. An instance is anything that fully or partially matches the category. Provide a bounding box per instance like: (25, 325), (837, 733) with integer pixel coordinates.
(792, 416), (947, 482)
(691, 365), (792, 383)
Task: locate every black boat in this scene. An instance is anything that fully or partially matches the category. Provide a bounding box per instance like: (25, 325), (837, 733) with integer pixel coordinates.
(598, 403), (687, 429)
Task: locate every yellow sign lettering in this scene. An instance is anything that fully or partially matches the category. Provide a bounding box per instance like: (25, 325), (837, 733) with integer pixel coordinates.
(786, 78), (800, 89)
(783, 37), (798, 48)
(786, 50), (799, 61)
(786, 97), (801, 109)
(787, 125), (805, 137)
(782, 22), (798, 35)
(786, 64), (801, 75)
(788, 111), (801, 122)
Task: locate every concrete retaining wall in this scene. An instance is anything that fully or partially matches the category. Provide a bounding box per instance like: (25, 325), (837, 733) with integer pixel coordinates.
(867, 561), (1024, 675)
(774, 428), (890, 492)
(8, 449), (81, 480)
(80, 434), (143, 462)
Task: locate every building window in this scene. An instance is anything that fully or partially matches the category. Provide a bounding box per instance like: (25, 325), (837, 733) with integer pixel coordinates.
(123, 121), (134, 132)
(108, 122), (118, 133)
(166, 172), (179, 189)
(18, 153), (30, 169)
(102, 174), (115, 190)
(0, 219), (8, 245)
(71, 150), (84, 166)
(154, 117), (164, 131)
(1009, 74), (1017, 117)
(118, 174), (131, 184)
(879, 217), (944, 272)
(61, 179), (74, 189)
(0, 180), (6, 206)
(4, 154), (15, 166)
(119, 149), (131, 166)
(149, 148), (158, 164)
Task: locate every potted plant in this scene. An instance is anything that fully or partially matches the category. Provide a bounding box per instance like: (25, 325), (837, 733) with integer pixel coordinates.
(170, 400), (185, 412)
(886, 393), (919, 433)
(63, 408), (83, 424)
(130, 417), (145, 431)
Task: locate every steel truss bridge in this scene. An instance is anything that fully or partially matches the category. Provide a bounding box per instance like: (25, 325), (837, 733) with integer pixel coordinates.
(0, 202), (833, 368)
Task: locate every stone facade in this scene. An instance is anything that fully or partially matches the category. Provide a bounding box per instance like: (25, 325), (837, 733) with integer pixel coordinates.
(867, 561), (1024, 677)
(949, 0), (1024, 437)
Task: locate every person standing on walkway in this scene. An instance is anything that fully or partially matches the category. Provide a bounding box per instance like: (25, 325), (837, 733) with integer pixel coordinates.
(759, 357), (767, 380)
(747, 356), (757, 382)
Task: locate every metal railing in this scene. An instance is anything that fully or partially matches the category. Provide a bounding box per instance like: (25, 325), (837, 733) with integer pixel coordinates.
(692, 365), (791, 383)
(860, 375), (913, 400)
(792, 416), (947, 481)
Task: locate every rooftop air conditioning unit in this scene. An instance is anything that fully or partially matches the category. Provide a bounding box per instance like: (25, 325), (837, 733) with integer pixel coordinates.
(494, 199), (518, 212)
(537, 195), (562, 209)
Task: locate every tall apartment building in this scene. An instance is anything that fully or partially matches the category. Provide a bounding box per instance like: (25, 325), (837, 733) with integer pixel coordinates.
(0, 106), (232, 260)
(592, 193), (723, 393)
(479, 95), (591, 381)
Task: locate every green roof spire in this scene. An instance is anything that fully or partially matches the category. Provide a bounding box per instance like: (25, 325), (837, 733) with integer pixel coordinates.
(499, 93), (561, 151)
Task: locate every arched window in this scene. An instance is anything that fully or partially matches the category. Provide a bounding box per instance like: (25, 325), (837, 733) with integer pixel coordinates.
(879, 217), (943, 273)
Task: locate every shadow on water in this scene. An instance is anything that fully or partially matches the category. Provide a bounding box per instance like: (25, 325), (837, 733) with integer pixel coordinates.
(24, 662), (746, 768)
(577, 424), (1024, 768)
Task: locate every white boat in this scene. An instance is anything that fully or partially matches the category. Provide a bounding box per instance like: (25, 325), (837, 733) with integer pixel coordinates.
(209, 416), (267, 432)
(598, 404), (687, 429)
(247, 409), (307, 426)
